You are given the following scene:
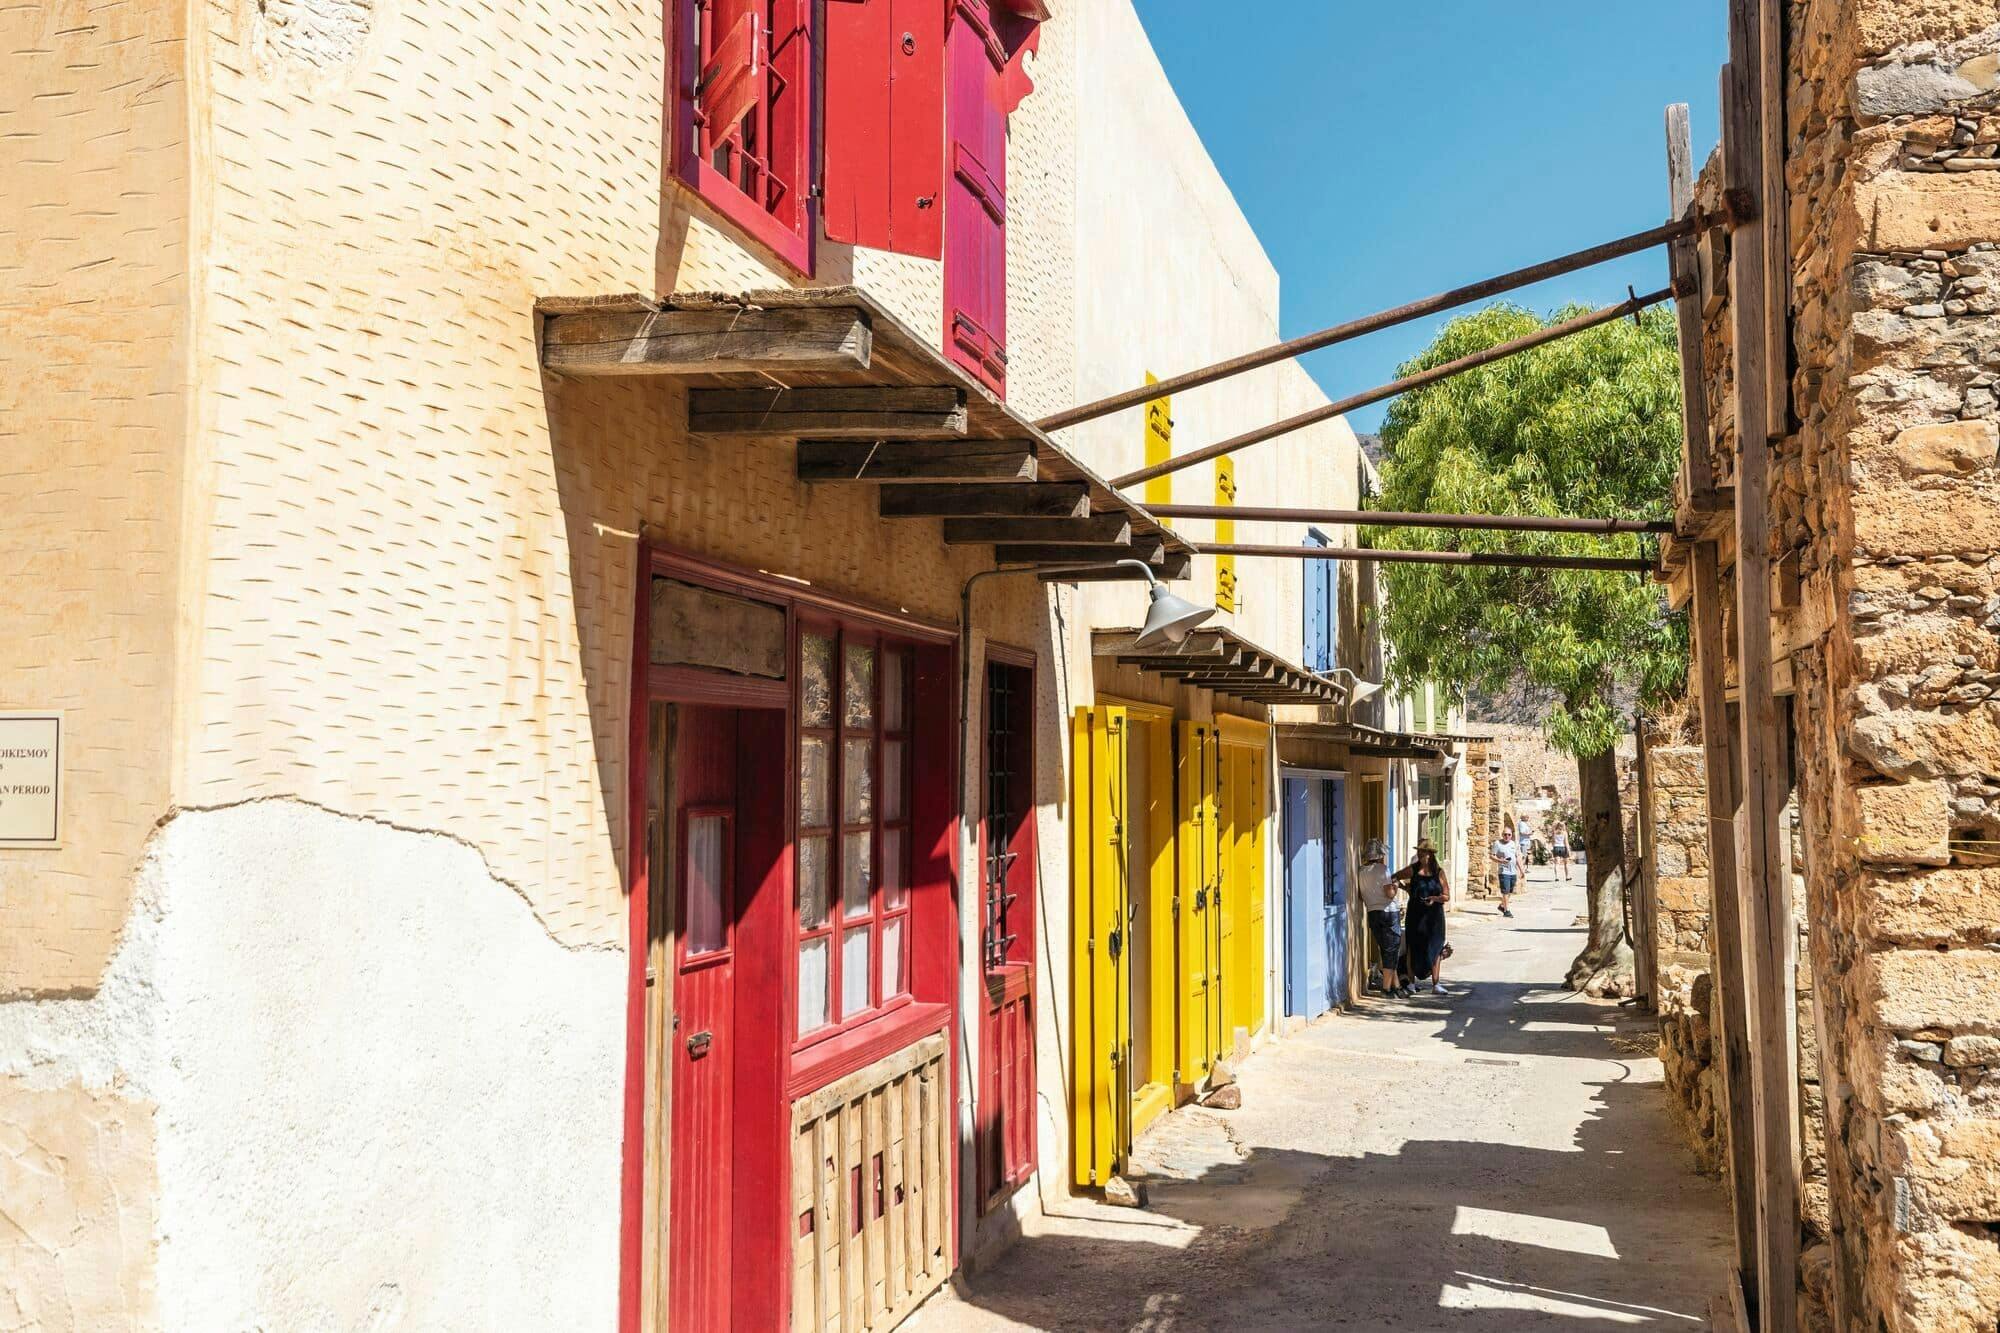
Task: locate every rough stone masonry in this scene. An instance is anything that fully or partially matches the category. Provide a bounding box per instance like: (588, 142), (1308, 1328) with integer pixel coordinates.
(1684, 2), (2000, 1329)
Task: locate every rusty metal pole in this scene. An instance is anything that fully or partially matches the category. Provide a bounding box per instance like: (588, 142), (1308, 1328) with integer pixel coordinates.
(1145, 504), (1673, 535)
(1039, 218), (1701, 433)
(1194, 543), (1657, 573)
(1112, 285), (1681, 490)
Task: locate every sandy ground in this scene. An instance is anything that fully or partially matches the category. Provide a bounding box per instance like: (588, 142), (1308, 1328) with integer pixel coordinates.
(907, 865), (1734, 1332)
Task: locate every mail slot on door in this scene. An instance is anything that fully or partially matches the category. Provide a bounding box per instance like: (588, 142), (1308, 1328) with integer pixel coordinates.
(686, 1031), (714, 1058)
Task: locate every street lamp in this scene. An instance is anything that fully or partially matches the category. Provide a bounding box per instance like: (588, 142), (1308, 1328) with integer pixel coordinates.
(1124, 560), (1215, 649)
(1328, 666), (1384, 703)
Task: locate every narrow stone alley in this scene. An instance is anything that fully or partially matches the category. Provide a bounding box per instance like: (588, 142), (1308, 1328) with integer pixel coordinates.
(913, 865), (1734, 1331)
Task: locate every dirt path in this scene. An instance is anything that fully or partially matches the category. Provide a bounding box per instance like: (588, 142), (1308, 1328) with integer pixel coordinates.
(908, 866), (1733, 1331)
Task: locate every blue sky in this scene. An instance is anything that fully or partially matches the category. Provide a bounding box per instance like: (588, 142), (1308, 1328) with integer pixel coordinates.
(1132, 3), (1729, 435)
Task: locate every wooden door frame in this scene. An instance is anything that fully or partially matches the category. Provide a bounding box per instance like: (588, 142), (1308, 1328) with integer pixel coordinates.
(621, 543), (960, 1333)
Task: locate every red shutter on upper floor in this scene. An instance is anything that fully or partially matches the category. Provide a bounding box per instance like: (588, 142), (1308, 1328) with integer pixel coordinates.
(943, 0), (1037, 399)
(823, 0), (946, 259)
(698, 8), (767, 158)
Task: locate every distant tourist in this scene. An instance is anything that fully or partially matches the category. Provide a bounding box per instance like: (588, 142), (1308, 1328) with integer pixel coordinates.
(1393, 838), (1459, 997)
(1551, 824), (1572, 881)
(1358, 839), (1409, 998)
(1490, 826), (1521, 918)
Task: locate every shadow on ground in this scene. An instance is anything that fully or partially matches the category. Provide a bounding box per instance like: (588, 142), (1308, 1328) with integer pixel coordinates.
(946, 1075), (1710, 1331)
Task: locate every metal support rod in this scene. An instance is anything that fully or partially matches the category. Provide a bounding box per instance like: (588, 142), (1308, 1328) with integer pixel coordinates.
(1112, 285), (1681, 489)
(1039, 217), (1701, 433)
(1145, 504), (1673, 535)
(1195, 543), (1656, 573)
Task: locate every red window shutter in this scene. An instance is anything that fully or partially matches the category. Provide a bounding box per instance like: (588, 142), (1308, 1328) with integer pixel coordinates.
(943, 0), (1035, 398)
(697, 7), (766, 157)
(824, 0), (945, 258)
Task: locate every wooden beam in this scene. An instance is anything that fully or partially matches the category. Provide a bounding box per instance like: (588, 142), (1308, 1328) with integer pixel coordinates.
(797, 439), (1037, 484)
(879, 484), (1088, 520)
(1697, 539), (1762, 1310)
(1667, 102), (1716, 498)
(995, 539), (1165, 566)
(690, 386), (968, 438)
(1723, 7), (1802, 1324)
(542, 306), (872, 377)
(940, 515), (1131, 546)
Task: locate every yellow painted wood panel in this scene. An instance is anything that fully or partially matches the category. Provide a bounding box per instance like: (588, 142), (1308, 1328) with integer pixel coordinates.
(1214, 458), (1237, 613)
(1070, 705), (1131, 1187)
(1176, 722), (1220, 1084)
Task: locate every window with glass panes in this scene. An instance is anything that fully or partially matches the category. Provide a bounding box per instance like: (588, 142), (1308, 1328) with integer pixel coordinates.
(796, 625), (914, 1038)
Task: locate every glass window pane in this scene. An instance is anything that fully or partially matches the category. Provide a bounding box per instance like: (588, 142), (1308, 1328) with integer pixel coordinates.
(841, 926), (872, 1017)
(881, 828), (906, 910)
(844, 642), (876, 731)
(686, 814), (728, 955)
(842, 737), (874, 822)
(882, 740), (905, 821)
(801, 633), (835, 729)
(798, 935), (830, 1035)
(799, 735), (830, 828)
(884, 651), (908, 731)
(798, 834), (829, 929)
(843, 830), (873, 918)
(882, 916), (905, 997)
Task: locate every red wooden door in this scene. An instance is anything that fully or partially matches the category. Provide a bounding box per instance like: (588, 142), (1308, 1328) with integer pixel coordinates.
(670, 708), (742, 1331)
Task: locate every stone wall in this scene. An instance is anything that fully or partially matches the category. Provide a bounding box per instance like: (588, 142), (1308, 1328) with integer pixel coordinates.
(1648, 743), (1724, 1174)
(1673, 3), (2000, 1326)
(1462, 740), (1512, 898)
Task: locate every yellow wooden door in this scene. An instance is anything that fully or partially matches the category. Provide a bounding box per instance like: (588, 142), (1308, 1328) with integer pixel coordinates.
(1072, 705), (1131, 1187)
(1215, 744), (1239, 1047)
(1227, 744), (1268, 1038)
(1175, 721), (1221, 1084)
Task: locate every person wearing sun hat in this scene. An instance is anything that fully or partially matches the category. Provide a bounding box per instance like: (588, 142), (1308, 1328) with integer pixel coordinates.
(1357, 838), (1409, 998)
(1392, 836), (1459, 997)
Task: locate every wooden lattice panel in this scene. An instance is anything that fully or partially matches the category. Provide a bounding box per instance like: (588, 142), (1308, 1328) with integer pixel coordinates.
(790, 1032), (951, 1333)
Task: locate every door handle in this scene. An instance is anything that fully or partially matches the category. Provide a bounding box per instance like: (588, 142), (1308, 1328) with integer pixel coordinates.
(686, 1031), (713, 1058)
(1107, 928), (1122, 960)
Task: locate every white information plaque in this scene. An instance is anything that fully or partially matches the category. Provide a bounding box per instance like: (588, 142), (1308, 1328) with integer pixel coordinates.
(0, 714), (61, 847)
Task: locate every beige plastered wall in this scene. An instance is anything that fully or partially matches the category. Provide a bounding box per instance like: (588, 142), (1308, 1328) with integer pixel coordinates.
(998, 0), (1370, 1234)
(0, 0), (1036, 1325)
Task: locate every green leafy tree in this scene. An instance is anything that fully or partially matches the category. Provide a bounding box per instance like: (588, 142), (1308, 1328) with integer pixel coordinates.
(1375, 303), (1687, 990)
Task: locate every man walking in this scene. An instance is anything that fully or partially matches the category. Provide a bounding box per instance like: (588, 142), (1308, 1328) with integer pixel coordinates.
(1491, 825), (1522, 918)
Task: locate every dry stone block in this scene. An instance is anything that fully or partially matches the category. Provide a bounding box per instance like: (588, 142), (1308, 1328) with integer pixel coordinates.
(1850, 703), (2000, 782)
(1859, 866), (2000, 946)
(1945, 1034), (2000, 1066)
(1856, 167), (2000, 253)
(1887, 420), (2000, 478)
(1852, 482), (2000, 558)
(1856, 779), (1955, 866)
(1860, 949), (2000, 1033)
(1657, 875), (1712, 912)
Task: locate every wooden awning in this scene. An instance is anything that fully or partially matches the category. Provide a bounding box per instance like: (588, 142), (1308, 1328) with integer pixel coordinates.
(538, 286), (1194, 579)
(1278, 721), (1466, 762)
(1093, 627), (1343, 706)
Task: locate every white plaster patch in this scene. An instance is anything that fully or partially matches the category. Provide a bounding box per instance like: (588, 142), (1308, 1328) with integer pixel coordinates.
(252, 0), (375, 70)
(0, 800), (624, 1330)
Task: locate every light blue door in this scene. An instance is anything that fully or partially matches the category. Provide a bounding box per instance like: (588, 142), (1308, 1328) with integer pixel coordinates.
(1284, 776), (1332, 1017)
(1325, 777), (1349, 1006)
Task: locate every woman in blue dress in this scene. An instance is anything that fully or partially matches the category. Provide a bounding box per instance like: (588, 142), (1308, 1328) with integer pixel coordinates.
(1393, 838), (1457, 996)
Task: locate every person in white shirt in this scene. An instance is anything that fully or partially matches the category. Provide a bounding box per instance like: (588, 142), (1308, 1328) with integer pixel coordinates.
(1491, 826), (1522, 918)
(1358, 839), (1409, 997)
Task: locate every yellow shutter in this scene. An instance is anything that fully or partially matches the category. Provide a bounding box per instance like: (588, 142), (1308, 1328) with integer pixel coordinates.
(1175, 721), (1220, 1083)
(1071, 705), (1131, 1187)
(1214, 458), (1237, 614)
(1143, 374), (1172, 518)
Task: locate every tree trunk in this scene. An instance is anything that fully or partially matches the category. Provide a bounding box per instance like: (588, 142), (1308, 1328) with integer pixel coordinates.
(1564, 745), (1635, 993)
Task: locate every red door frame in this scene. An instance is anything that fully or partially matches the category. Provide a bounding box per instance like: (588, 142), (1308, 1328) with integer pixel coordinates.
(977, 642), (1038, 1211)
(620, 544), (963, 1333)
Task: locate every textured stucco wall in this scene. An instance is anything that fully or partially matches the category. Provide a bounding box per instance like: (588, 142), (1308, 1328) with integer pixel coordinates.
(0, 0), (190, 998)
(1006, 0), (1368, 1224)
(180, 0), (981, 953)
(1, 801), (624, 1329)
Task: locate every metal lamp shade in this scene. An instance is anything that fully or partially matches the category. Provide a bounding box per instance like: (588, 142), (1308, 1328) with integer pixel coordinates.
(1134, 583), (1215, 649)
